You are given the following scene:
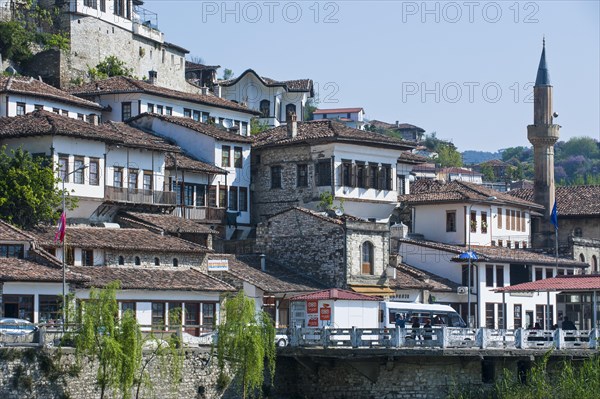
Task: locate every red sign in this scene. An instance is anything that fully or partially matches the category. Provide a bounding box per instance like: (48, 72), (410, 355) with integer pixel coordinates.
(308, 317), (318, 327)
(307, 300), (318, 314)
(319, 305), (331, 321)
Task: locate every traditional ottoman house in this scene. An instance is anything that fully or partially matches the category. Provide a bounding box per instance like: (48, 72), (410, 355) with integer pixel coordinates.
(312, 107), (366, 130)
(128, 113), (253, 239)
(0, 76), (103, 120)
(388, 261), (459, 305)
(219, 69), (314, 127)
(251, 118), (417, 223)
(255, 207), (395, 297)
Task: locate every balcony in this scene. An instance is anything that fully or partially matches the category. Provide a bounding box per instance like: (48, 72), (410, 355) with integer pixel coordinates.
(173, 206), (225, 222)
(105, 186), (176, 205)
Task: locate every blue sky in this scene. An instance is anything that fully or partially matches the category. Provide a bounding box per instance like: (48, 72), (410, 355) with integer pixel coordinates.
(145, 0), (599, 152)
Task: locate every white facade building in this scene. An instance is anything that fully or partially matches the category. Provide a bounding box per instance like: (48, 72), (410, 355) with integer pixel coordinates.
(313, 107), (366, 130)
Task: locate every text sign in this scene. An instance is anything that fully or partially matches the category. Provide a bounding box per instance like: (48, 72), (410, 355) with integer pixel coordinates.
(307, 300), (318, 314)
(320, 305), (331, 321)
(208, 259), (229, 271)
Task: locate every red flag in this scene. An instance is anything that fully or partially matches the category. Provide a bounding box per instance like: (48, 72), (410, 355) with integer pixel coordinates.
(55, 212), (66, 243)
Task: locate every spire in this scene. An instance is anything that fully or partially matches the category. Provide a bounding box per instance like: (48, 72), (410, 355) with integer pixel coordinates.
(535, 38), (551, 86)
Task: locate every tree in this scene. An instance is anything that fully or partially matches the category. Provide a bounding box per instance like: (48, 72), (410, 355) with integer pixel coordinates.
(304, 97), (318, 121)
(88, 56), (134, 80)
(0, 146), (76, 229)
(222, 68), (234, 80)
(250, 117), (270, 135)
(188, 55), (205, 64)
(437, 144), (463, 168)
(216, 291), (276, 399)
(480, 164), (496, 182)
(559, 136), (599, 160)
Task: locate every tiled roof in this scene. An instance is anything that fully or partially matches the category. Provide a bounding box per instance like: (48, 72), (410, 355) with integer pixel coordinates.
(213, 254), (323, 294)
(70, 76), (258, 115)
(398, 151), (429, 164)
(398, 238), (588, 268)
(313, 107), (363, 114)
(440, 167), (483, 176)
(367, 120), (425, 132)
(0, 76), (103, 110)
(0, 258), (88, 283)
(252, 120), (416, 150)
(129, 113), (253, 144)
(33, 226), (210, 253)
(289, 288), (382, 301)
(71, 266), (233, 291)
(0, 110), (178, 152)
(399, 179), (543, 209)
(219, 69), (313, 93)
(0, 219), (36, 241)
(496, 275), (600, 292)
(118, 212), (218, 234)
(388, 263), (458, 292)
(165, 152), (227, 174)
(185, 62), (220, 71)
(508, 186), (600, 217)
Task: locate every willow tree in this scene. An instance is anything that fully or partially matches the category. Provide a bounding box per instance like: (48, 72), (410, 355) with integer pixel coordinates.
(216, 291), (276, 399)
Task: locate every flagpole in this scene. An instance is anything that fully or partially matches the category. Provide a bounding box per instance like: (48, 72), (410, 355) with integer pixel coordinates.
(550, 200), (558, 330)
(62, 178), (66, 333)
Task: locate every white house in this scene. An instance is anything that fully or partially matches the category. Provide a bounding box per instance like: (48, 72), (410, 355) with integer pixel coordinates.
(437, 167), (484, 184)
(70, 76), (259, 133)
(128, 113), (254, 239)
(219, 69), (314, 127)
(313, 107), (366, 130)
(0, 76), (103, 119)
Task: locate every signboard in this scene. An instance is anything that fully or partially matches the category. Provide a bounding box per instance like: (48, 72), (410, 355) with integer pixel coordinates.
(207, 259), (229, 271)
(308, 317), (319, 327)
(307, 300), (318, 314)
(319, 304), (331, 321)
(509, 292), (534, 297)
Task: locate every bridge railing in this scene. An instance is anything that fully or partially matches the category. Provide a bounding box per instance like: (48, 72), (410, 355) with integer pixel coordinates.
(288, 327), (600, 350)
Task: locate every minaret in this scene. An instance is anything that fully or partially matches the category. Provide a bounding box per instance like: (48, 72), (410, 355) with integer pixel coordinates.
(527, 39), (560, 249)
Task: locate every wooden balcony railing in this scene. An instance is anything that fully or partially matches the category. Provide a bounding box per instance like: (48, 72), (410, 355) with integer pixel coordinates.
(173, 206), (226, 221)
(105, 186), (176, 205)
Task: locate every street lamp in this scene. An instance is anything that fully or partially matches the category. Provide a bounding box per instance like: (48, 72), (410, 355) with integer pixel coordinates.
(461, 196), (497, 328)
(60, 163), (87, 331)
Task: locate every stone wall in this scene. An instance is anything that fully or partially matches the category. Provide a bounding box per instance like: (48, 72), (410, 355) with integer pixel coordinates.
(345, 221), (390, 286)
(104, 250), (206, 268)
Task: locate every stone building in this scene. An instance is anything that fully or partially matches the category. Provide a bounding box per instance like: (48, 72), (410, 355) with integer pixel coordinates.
(256, 207), (394, 296)
(251, 118), (416, 223)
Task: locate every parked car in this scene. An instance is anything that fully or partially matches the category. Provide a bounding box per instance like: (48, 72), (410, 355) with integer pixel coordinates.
(0, 318), (38, 336)
(275, 332), (289, 347)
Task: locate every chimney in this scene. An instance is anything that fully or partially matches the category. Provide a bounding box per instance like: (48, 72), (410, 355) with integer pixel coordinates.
(260, 254), (266, 271)
(286, 112), (297, 138)
(148, 70), (157, 85)
(201, 86), (209, 95)
(396, 120), (400, 128)
(213, 84), (221, 98)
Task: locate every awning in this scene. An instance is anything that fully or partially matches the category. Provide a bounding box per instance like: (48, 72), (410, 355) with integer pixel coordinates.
(349, 285), (395, 296)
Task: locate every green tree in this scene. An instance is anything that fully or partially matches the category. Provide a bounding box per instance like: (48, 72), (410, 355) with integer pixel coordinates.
(222, 68), (234, 80)
(559, 136), (599, 160)
(0, 21), (33, 64)
(437, 144), (463, 168)
(0, 146), (76, 229)
(250, 117), (270, 135)
(304, 97), (318, 121)
(216, 291), (276, 399)
(480, 164), (496, 182)
(88, 56), (134, 80)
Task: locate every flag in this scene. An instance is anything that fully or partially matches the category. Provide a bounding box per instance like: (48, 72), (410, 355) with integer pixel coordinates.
(55, 212), (66, 243)
(550, 200), (558, 230)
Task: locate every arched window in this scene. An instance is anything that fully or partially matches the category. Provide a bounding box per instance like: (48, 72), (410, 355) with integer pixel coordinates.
(285, 103), (296, 120)
(134, 256), (141, 266)
(579, 253), (586, 263)
(361, 242), (374, 275)
(259, 100), (270, 118)
(154, 257), (160, 266)
(173, 258), (179, 267)
(118, 256), (124, 265)
(574, 228), (583, 237)
(593, 256), (598, 274)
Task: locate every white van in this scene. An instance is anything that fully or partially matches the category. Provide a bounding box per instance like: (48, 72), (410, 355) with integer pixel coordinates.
(379, 302), (466, 328)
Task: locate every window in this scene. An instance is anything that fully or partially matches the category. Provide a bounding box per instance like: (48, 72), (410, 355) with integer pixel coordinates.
(39, 295), (61, 323)
(74, 157), (85, 184)
(470, 211), (477, 233)
(514, 304), (522, 329)
(259, 99), (270, 118)
(355, 163), (366, 188)
(496, 266), (504, 287)
(498, 240), (503, 247)
(241, 121), (248, 136)
(193, 110), (201, 121)
(486, 265), (494, 287)
(166, 106), (172, 116)
(397, 175), (406, 195)
(514, 241), (520, 249)
(361, 241), (374, 275)
(121, 102), (132, 121)
(342, 161), (352, 186)
(480, 211), (487, 233)
(239, 187), (248, 212)
(52, 108), (60, 114)
(271, 166), (282, 189)
(593, 255), (598, 274)
(497, 208), (503, 229)
(316, 160), (331, 187)
(89, 158), (99, 185)
(202, 303), (215, 330)
(156, 105), (163, 115)
(516, 211), (521, 232)
(183, 108), (191, 118)
(121, 302), (135, 316)
(152, 302), (165, 328)
(297, 164), (308, 187)
(113, 167), (123, 188)
(536, 304), (553, 329)
(61, 110), (68, 116)
(574, 228), (583, 238)
(195, 184), (206, 207)
(229, 187), (238, 211)
(100, 0), (105, 12)
(184, 184), (194, 206)
(219, 186), (227, 208)
(134, 256), (141, 266)
(580, 253), (586, 262)
(147, 103), (155, 113)
(535, 268), (543, 281)
(84, 0), (97, 8)
(522, 241), (527, 249)
(173, 258), (179, 267)
(154, 257), (160, 266)
(34, 104), (43, 111)
(521, 213), (526, 231)
(285, 103), (296, 119)
(143, 171), (153, 190)
(546, 269), (553, 279)
(511, 210), (516, 231)
(233, 147), (243, 168)
(221, 146), (230, 167)
(82, 249), (94, 266)
(208, 186), (217, 207)
(368, 164), (378, 189)
(118, 256), (124, 265)
(506, 209), (510, 230)
(59, 155), (69, 182)
(485, 303), (496, 329)
(77, 113), (84, 120)
(0, 244), (24, 259)
(381, 164), (393, 190)
(128, 169), (138, 190)
(446, 211), (456, 232)
(16, 102), (26, 115)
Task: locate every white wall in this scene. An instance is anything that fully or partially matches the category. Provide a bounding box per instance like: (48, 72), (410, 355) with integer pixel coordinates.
(1, 92), (101, 119)
(3, 282), (65, 323)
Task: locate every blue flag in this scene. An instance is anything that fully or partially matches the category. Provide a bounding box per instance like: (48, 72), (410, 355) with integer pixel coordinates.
(550, 199), (558, 230)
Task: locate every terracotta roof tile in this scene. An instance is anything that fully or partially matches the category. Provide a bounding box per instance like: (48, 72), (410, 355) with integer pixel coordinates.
(367, 120), (425, 132)
(313, 107), (364, 114)
(496, 275), (600, 292)
(185, 62), (220, 71)
(118, 212), (218, 234)
(165, 152), (227, 174)
(252, 120), (416, 150)
(289, 288), (382, 301)
(71, 266), (233, 291)
(0, 258), (88, 283)
(389, 263), (458, 291)
(70, 76), (258, 115)
(399, 180), (543, 209)
(0, 76), (103, 110)
(508, 186), (600, 216)
(33, 226), (210, 253)
(129, 113), (253, 144)
(398, 151), (429, 164)
(0, 219), (36, 241)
